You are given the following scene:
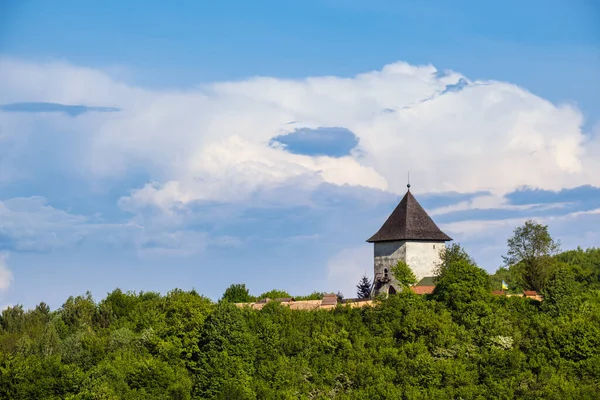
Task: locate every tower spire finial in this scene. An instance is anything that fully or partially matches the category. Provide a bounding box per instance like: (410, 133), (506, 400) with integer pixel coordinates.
(407, 171), (411, 191)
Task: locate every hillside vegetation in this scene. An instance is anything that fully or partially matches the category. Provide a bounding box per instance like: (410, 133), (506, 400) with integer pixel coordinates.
(1, 222), (599, 399)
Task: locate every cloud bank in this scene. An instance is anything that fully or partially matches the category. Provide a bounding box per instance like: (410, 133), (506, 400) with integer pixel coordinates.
(1, 57), (597, 213)
(0, 57), (599, 304)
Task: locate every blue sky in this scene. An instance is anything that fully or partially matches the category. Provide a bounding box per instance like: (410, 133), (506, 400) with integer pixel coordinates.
(0, 0), (599, 308)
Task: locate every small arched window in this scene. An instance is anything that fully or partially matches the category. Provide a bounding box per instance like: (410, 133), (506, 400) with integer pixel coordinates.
(384, 268), (388, 278)
(433, 244), (436, 249)
(388, 286), (397, 295)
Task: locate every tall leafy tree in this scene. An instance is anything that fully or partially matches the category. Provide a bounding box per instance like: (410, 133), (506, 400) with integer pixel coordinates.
(503, 220), (561, 292)
(555, 247), (600, 289)
(541, 266), (579, 316)
(356, 274), (372, 299)
(221, 284), (253, 303)
(434, 243), (475, 280)
(391, 260), (417, 288)
(432, 259), (491, 311)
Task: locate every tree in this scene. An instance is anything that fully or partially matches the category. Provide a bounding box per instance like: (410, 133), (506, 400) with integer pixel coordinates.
(503, 220), (561, 292)
(195, 303), (256, 398)
(555, 247), (600, 290)
(432, 260), (491, 310)
(356, 274), (372, 299)
(434, 243), (475, 280)
(541, 266), (579, 317)
(221, 284), (253, 303)
(60, 292), (97, 332)
(391, 260), (417, 288)
(0, 305), (25, 333)
(293, 291), (323, 301)
(258, 289), (291, 300)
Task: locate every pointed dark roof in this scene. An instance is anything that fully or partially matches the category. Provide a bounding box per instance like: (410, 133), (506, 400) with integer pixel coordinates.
(367, 190), (452, 242)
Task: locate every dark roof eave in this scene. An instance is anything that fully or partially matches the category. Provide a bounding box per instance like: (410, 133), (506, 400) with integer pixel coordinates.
(367, 236), (452, 243)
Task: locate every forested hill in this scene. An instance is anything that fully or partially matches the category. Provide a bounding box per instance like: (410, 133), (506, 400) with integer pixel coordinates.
(1, 245), (599, 399)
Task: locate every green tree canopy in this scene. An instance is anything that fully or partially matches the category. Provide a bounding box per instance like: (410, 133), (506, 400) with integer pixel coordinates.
(258, 289), (291, 300)
(391, 260), (417, 288)
(434, 243), (475, 281)
(432, 258), (491, 310)
(541, 266), (579, 317)
(1, 246), (600, 398)
(503, 220), (561, 292)
(555, 247), (600, 289)
(221, 284), (253, 303)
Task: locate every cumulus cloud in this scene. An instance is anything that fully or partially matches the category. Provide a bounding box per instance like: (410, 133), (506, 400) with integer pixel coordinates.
(0, 57), (599, 275)
(0, 253), (13, 292)
(0, 196), (208, 256)
(0, 197), (89, 252)
(1, 57), (597, 215)
(427, 193), (570, 216)
(440, 207), (600, 271)
(2, 56), (600, 308)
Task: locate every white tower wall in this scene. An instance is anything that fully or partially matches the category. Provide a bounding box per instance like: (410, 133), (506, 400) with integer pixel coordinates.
(405, 241), (446, 281)
(373, 240), (445, 295)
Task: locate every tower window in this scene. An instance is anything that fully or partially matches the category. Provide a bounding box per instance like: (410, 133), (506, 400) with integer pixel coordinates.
(433, 245), (436, 249)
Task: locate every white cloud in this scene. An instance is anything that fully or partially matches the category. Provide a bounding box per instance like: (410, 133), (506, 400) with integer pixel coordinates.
(427, 194), (571, 216)
(441, 208), (600, 239)
(120, 135), (387, 209)
(325, 208), (600, 288)
(0, 253), (13, 292)
(0, 196), (207, 256)
(1, 57), (599, 288)
(440, 207), (600, 272)
(1, 57), (598, 214)
(0, 197), (89, 252)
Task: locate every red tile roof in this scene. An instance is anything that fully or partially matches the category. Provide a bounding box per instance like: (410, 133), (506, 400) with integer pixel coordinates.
(410, 285), (435, 295)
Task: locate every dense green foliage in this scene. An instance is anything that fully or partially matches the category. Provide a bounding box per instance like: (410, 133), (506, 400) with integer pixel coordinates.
(221, 285), (324, 303)
(434, 243), (476, 281)
(491, 247), (600, 294)
(1, 220), (599, 399)
(391, 260), (418, 288)
(502, 220), (561, 292)
(221, 284), (254, 303)
(258, 290), (292, 300)
(2, 248), (600, 399)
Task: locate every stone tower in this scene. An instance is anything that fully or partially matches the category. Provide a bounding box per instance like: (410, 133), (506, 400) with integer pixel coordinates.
(367, 186), (452, 295)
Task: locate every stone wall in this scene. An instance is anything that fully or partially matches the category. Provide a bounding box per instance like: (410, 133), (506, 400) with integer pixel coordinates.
(373, 240), (406, 295)
(405, 241), (446, 281)
(373, 240), (445, 295)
